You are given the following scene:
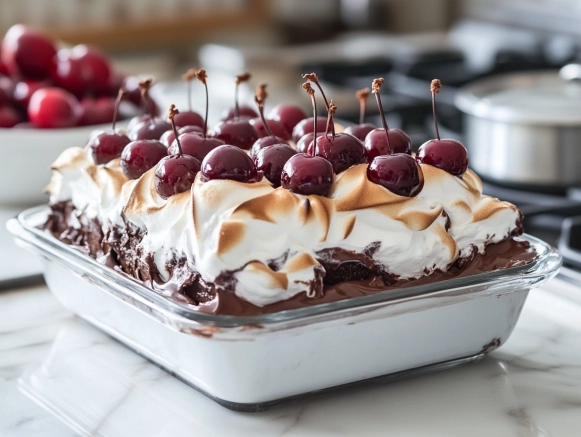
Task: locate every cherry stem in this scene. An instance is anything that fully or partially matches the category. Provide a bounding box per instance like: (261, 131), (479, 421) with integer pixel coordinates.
(139, 79), (156, 126)
(235, 72), (251, 119)
(302, 81), (317, 156)
(186, 80), (192, 112)
(255, 84), (277, 141)
(112, 86), (124, 132)
(431, 78), (441, 141)
(168, 105), (182, 155)
(194, 69), (209, 138)
(372, 78), (391, 154)
(302, 73), (329, 110)
(325, 100), (336, 139)
(356, 88), (369, 125)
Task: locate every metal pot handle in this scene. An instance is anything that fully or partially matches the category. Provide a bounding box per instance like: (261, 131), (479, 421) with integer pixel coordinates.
(559, 64), (581, 82)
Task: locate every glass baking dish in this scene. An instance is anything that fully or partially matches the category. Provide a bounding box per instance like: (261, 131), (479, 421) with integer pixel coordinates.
(8, 206), (562, 411)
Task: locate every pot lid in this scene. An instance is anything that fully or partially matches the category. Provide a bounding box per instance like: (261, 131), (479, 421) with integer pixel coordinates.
(455, 65), (581, 125)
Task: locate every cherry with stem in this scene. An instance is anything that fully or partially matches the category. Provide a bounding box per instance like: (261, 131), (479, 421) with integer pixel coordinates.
(366, 77), (423, 197)
(154, 105), (201, 199)
(415, 79), (469, 177)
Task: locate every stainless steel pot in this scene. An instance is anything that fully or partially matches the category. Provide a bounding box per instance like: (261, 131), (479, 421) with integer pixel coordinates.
(455, 65), (581, 189)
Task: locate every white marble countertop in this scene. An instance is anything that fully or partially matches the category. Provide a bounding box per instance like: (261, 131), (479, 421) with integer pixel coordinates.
(1, 279), (581, 437)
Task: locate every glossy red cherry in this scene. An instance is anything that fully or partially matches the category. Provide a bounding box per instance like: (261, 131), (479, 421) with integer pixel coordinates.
(168, 133), (224, 162)
(308, 132), (366, 173)
(51, 49), (87, 96)
(89, 130), (131, 164)
(292, 117), (327, 143)
(129, 118), (171, 141)
(13, 80), (47, 110)
(154, 154), (201, 199)
(250, 136), (289, 157)
(201, 144), (260, 183)
(123, 76), (143, 107)
(221, 104), (257, 121)
(70, 45), (111, 94)
(295, 132), (322, 153)
(210, 119), (258, 150)
(416, 139), (469, 176)
(281, 153), (333, 196)
(364, 128), (411, 161)
(28, 88), (81, 128)
(344, 123), (375, 142)
(121, 139), (167, 179)
(253, 144), (297, 187)
(172, 111), (204, 129)
(1, 25), (56, 80)
(367, 154), (424, 197)
(160, 125), (203, 147)
(249, 117), (291, 140)
(0, 106), (21, 127)
(79, 97), (116, 126)
(268, 103), (307, 133)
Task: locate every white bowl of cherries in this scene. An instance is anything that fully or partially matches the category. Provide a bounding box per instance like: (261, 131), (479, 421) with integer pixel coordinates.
(0, 25), (146, 206)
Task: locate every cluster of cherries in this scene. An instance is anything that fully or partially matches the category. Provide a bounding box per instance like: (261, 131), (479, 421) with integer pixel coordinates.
(88, 66), (468, 201)
(0, 24), (147, 129)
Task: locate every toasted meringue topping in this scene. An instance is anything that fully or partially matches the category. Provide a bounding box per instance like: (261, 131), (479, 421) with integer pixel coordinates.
(47, 146), (522, 307)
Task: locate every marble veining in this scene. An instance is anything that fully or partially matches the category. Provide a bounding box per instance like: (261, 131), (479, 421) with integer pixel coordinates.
(0, 280), (581, 437)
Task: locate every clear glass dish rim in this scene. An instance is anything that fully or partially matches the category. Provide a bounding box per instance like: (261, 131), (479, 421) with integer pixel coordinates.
(10, 206), (562, 327)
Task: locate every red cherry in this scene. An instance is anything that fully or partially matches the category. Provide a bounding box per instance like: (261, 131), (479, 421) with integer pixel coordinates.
(154, 154), (201, 199)
(268, 103), (307, 133)
(70, 45), (111, 94)
(367, 154), (424, 197)
(160, 125), (203, 147)
(168, 133), (224, 162)
(1, 25), (56, 80)
(13, 80), (47, 110)
(249, 117), (291, 140)
(172, 110), (204, 129)
(308, 132), (366, 173)
(201, 144), (260, 183)
(0, 76), (15, 102)
(296, 132), (324, 153)
(129, 118), (171, 141)
(281, 153), (334, 196)
(416, 139), (469, 176)
(89, 130), (131, 164)
(220, 105), (257, 121)
(364, 128), (411, 161)
(51, 49), (87, 96)
(292, 117), (327, 143)
(0, 85), (10, 107)
(79, 97), (116, 126)
(344, 123), (375, 142)
(250, 135), (289, 157)
(210, 119), (258, 150)
(0, 59), (9, 76)
(28, 87), (81, 128)
(120, 139), (167, 179)
(123, 76), (143, 106)
(0, 106), (21, 127)
(253, 143), (297, 187)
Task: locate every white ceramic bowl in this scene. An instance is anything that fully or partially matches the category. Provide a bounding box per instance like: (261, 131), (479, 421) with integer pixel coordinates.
(0, 123), (119, 206)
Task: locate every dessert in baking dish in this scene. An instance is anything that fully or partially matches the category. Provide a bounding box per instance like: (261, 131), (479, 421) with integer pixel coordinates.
(43, 73), (536, 315)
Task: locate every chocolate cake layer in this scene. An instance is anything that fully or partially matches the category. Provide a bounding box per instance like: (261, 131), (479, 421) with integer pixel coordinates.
(44, 202), (537, 316)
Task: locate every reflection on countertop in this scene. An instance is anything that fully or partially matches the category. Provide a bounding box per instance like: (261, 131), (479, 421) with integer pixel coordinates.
(1, 282), (581, 436)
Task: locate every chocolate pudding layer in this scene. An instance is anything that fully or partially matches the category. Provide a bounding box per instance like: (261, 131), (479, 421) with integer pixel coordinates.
(44, 201), (537, 316)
